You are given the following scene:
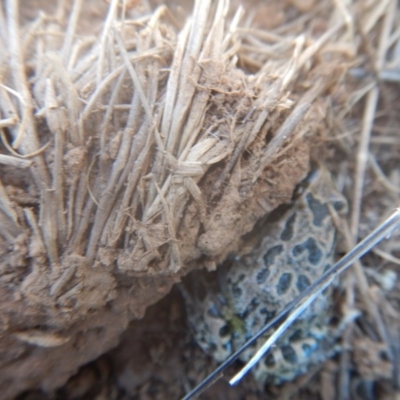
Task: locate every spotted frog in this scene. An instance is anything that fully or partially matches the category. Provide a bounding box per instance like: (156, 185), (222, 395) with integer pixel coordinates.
(181, 166), (347, 385)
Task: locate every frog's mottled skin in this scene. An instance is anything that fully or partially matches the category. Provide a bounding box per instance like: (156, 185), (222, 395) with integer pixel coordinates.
(182, 167), (347, 385)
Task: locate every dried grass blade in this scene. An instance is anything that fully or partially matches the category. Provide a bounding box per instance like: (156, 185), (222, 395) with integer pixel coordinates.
(97, 0), (119, 85)
(154, 181), (181, 271)
(39, 190), (59, 265)
(23, 207), (46, 255)
(0, 154), (32, 168)
(46, 53), (82, 145)
(0, 178), (20, 227)
(5, 0), (50, 189)
(254, 79), (325, 182)
(113, 29), (165, 152)
(0, 211), (20, 241)
(61, 0), (83, 65)
(351, 0), (395, 239)
(86, 91), (143, 261)
(45, 79), (67, 243)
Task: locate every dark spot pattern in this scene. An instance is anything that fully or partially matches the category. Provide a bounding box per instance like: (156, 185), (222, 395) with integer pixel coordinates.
(260, 308), (276, 324)
(241, 298), (260, 319)
(379, 350), (389, 361)
(333, 199), (346, 212)
(208, 342), (217, 353)
(264, 353), (276, 367)
(249, 341), (258, 349)
(256, 267), (270, 284)
(306, 193), (329, 227)
(281, 345), (297, 364)
(219, 325), (230, 337)
(222, 342), (232, 353)
(251, 319), (262, 332)
(302, 343), (313, 358)
(324, 263), (331, 272)
(286, 257), (295, 266)
(230, 273), (246, 286)
(296, 274), (311, 292)
(263, 245), (283, 268)
(264, 314), (275, 325)
(207, 304), (220, 318)
(232, 329), (242, 340)
(289, 329), (303, 342)
(293, 237), (322, 265)
(232, 286), (243, 298)
(277, 273), (292, 295)
(280, 212), (297, 241)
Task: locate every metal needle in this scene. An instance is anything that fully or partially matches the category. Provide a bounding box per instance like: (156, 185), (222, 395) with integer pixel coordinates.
(182, 207), (400, 399)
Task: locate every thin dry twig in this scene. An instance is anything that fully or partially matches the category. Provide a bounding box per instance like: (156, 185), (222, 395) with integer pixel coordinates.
(351, 0), (396, 240)
(5, 0), (50, 188)
(0, 154), (32, 168)
(61, 0), (83, 65)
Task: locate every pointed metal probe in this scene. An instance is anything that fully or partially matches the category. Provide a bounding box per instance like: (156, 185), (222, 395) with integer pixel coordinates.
(182, 207), (400, 399)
